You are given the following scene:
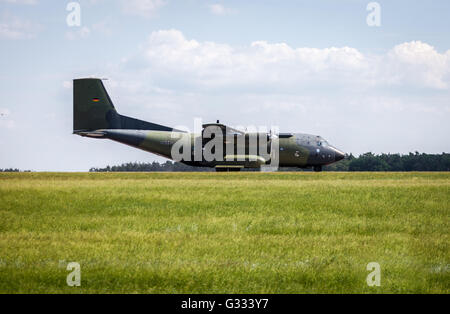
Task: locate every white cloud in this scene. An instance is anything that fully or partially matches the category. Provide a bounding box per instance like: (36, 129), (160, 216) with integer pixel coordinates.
(62, 81), (72, 89)
(0, 12), (41, 39)
(208, 4), (235, 16)
(92, 19), (112, 37)
(382, 41), (450, 89)
(65, 26), (90, 40)
(126, 30), (450, 91)
(0, 0), (37, 4)
(122, 0), (167, 18)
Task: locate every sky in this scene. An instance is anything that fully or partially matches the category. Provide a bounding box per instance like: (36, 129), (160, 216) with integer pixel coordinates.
(0, 0), (449, 171)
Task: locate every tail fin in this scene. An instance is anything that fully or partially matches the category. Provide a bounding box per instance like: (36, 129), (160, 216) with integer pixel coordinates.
(73, 78), (173, 133)
(73, 78), (120, 132)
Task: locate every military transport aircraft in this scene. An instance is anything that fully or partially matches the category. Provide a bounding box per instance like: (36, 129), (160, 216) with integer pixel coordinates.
(73, 78), (345, 172)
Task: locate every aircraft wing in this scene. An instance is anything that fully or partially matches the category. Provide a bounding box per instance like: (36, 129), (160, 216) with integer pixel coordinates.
(202, 123), (245, 136)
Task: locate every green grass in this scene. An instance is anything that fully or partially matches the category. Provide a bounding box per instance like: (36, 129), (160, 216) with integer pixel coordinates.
(0, 172), (448, 293)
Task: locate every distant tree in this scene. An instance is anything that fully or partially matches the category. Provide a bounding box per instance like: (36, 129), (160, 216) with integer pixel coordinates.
(348, 152), (390, 171)
(89, 161), (214, 172)
(0, 168), (31, 172)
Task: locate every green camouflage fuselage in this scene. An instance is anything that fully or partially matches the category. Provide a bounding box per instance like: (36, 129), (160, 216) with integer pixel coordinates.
(77, 129), (343, 169)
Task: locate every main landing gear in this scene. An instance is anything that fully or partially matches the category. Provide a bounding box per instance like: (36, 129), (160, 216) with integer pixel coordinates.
(313, 165), (322, 172)
(215, 167), (241, 172)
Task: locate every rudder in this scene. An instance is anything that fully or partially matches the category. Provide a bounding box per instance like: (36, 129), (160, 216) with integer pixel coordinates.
(73, 78), (120, 132)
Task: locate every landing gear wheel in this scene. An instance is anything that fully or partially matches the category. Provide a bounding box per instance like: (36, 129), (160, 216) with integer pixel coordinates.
(313, 165), (322, 172)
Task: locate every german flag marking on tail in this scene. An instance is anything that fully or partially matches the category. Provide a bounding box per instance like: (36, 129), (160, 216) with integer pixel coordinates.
(92, 98), (100, 102)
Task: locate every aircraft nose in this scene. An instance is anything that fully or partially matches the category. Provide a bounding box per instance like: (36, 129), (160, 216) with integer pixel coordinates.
(334, 149), (345, 162)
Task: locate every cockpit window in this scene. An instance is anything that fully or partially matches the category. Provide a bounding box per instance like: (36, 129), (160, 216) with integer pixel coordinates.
(317, 139), (329, 147)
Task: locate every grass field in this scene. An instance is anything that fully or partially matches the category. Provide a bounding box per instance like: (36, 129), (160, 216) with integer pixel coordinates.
(0, 172), (448, 293)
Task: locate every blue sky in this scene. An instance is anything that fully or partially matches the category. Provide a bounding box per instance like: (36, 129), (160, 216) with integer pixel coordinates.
(0, 0), (449, 171)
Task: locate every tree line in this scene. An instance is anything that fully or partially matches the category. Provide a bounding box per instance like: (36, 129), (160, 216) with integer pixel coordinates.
(89, 152), (450, 172)
(0, 168), (31, 172)
(90, 161), (214, 172)
(324, 152), (450, 171)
